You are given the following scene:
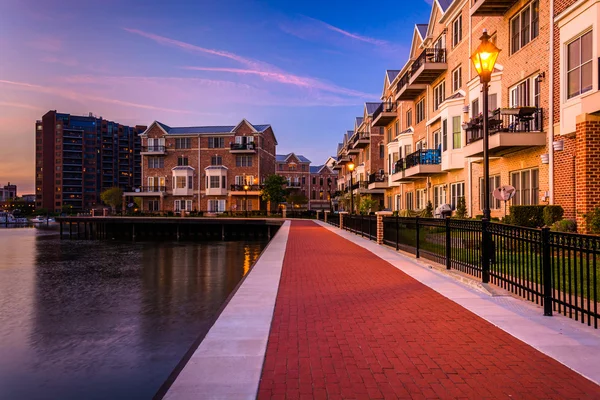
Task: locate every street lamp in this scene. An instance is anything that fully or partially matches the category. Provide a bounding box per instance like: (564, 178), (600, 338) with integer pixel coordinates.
(471, 29), (500, 284)
(470, 29), (500, 221)
(243, 184), (250, 218)
(347, 161), (355, 214)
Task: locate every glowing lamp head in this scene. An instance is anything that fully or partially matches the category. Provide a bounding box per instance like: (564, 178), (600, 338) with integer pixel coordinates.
(470, 29), (500, 83)
(347, 162), (355, 172)
(243, 184), (250, 191)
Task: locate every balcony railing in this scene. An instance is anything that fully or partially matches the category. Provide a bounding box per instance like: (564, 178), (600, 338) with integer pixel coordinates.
(230, 143), (256, 151)
(132, 186), (166, 193)
(405, 149), (441, 169)
(368, 172), (387, 184)
(286, 182), (302, 188)
(372, 102), (397, 121)
(465, 107), (544, 145)
(411, 48), (446, 76)
(393, 160), (406, 174)
(141, 145), (166, 152)
(230, 184), (263, 191)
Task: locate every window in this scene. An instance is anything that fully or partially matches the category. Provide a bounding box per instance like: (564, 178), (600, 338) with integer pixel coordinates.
(188, 176), (193, 190)
(472, 98), (479, 117)
(416, 99), (425, 123)
(452, 116), (461, 149)
(236, 155), (253, 167)
(394, 120), (399, 138)
(406, 192), (414, 211)
(210, 176), (220, 188)
(278, 164), (283, 171)
(433, 185), (446, 209)
(434, 81), (445, 111)
(175, 138), (192, 149)
(208, 137), (225, 148)
(442, 120), (448, 152)
(302, 165), (306, 171)
(452, 66), (462, 92)
(567, 31), (593, 99)
(177, 156), (188, 166)
(319, 177), (324, 186)
(379, 143), (385, 159)
(452, 15), (462, 47)
(511, 168), (539, 205)
(148, 200), (159, 212)
(176, 176), (187, 189)
(148, 157), (164, 169)
(312, 177), (316, 185)
(208, 199), (226, 213)
(479, 175), (501, 210)
(450, 182), (465, 210)
(510, 1), (539, 54)
(211, 156), (222, 165)
(387, 128), (392, 143)
(302, 177), (306, 185)
(416, 189), (427, 210)
(404, 144), (412, 157)
(406, 109), (413, 128)
(433, 129), (441, 150)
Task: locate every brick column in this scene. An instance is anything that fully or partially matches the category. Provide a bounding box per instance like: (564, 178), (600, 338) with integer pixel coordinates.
(316, 210), (321, 221)
(324, 211), (329, 223)
(575, 114), (600, 232)
(339, 211), (348, 230)
(375, 211), (393, 245)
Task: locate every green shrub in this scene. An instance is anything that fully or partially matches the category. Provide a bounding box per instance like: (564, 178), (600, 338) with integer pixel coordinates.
(585, 207), (600, 234)
(455, 197), (467, 219)
(552, 219), (577, 232)
(508, 205), (545, 228)
(502, 215), (513, 225)
(474, 214), (484, 220)
(424, 201), (433, 218)
(543, 205), (564, 226)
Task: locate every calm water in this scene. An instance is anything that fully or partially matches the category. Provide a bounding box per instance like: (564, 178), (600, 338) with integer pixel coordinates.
(0, 227), (267, 399)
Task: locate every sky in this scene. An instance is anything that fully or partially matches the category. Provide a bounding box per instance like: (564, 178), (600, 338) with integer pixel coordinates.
(0, 0), (433, 194)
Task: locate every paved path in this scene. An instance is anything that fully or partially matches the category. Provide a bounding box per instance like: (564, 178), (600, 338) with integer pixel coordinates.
(258, 221), (600, 399)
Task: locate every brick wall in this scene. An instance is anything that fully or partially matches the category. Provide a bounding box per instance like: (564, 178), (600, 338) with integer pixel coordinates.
(575, 115), (600, 232)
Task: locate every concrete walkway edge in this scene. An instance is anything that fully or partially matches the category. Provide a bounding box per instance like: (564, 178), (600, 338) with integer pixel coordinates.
(316, 220), (600, 386)
(164, 221), (290, 400)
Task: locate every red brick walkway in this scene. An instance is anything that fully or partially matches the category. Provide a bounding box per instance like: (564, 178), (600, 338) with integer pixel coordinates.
(257, 221), (600, 399)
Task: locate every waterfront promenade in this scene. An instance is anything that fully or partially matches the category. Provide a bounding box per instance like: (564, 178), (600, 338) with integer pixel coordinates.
(166, 220), (600, 399)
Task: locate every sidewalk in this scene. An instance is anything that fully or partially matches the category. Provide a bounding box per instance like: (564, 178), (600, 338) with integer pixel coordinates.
(258, 220), (600, 399)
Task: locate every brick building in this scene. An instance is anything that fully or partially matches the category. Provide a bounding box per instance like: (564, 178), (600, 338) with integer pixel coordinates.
(35, 111), (145, 212)
(127, 119), (277, 213)
(333, 0), (600, 231)
(275, 153), (338, 210)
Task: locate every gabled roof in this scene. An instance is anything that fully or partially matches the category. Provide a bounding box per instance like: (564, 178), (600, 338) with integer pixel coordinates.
(355, 117), (364, 127)
(346, 130), (355, 138)
(365, 102), (381, 115)
(205, 165), (228, 170)
(276, 153), (311, 163)
(416, 24), (428, 41)
(309, 165), (323, 174)
(147, 120), (271, 135)
(337, 143), (343, 153)
(436, 0), (453, 13)
(386, 70), (401, 83)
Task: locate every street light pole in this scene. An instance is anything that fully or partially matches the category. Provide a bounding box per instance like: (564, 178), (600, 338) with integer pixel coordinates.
(482, 79), (490, 221)
(347, 162), (355, 214)
(243, 184), (249, 218)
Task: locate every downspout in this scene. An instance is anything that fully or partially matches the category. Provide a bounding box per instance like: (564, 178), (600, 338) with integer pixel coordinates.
(197, 134), (201, 212)
(468, 159), (473, 217)
(548, 0), (555, 204)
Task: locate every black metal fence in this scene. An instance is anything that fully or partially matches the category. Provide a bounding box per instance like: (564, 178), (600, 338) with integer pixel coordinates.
(378, 216), (599, 328)
(341, 214), (377, 241)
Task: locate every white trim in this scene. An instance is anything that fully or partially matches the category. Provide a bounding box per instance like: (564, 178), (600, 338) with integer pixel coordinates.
(231, 118), (258, 133)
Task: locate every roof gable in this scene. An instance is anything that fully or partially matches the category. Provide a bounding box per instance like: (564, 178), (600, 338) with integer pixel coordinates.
(365, 102), (381, 116)
(276, 153), (311, 164)
(232, 118), (258, 134)
(410, 25), (427, 58)
(436, 0), (453, 13)
(425, 2), (442, 40)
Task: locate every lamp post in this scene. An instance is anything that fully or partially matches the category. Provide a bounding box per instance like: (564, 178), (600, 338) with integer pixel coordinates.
(243, 184), (250, 218)
(347, 162), (355, 214)
(470, 29), (500, 221)
(471, 29), (500, 284)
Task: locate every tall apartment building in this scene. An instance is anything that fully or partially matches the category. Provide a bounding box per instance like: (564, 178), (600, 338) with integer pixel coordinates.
(276, 153), (338, 210)
(333, 0), (600, 231)
(35, 111), (145, 212)
(128, 119), (277, 213)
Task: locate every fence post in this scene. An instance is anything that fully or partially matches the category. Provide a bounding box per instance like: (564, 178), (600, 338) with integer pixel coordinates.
(395, 215), (399, 251)
(415, 216), (420, 258)
(481, 218), (490, 284)
(324, 211), (329, 223)
(339, 211), (347, 230)
(445, 217), (451, 270)
(542, 227), (553, 316)
(376, 211), (392, 245)
(361, 215), (364, 237)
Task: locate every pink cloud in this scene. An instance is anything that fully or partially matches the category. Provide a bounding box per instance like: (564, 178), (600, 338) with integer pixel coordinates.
(306, 17), (390, 47)
(28, 37), (63, 52)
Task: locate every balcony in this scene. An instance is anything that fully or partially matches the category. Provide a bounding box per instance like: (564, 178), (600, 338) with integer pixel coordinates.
(206, 187), (228, 196)
(395, 71), (427, 101)
(124, 186), (166, 196)
(470, 0), (518, 16)
(230, 142), (256, 153)
(351, 131), (370, 149)
(140, 145), (166, 155)
(332, 162), (342, 170)
(372, 103), (397, 127)
(409, 48), (447, 85)
(336, 155), (351, 165)
(463, 107), (546, 157)
(229, 184), (263, 195)
(368, 172), (388, 190)
(403, 149), (442, 179)
(347, 134), (361, 154)
(390, 160), (412, 183)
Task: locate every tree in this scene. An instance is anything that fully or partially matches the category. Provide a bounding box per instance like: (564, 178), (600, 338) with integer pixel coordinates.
(425, 201), (434, 218)
(261, 175), (288, 213)
(100, 187), (123, 212)
(358, 195), (378, 215)
(286, 192), (308, 208)
(455, 197), (467, 219)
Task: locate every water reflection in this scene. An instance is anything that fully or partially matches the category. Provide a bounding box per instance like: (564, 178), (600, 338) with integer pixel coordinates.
(0, 228), (266, 400)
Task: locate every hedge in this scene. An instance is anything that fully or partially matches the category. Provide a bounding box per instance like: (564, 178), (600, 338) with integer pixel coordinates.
(543, 205), (564, 226)
(508, 205), (546, 228)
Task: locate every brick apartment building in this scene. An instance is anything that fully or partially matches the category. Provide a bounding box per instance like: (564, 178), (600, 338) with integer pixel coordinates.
(0, 183), (17, 202)
(275, 153), (338, 210)
(35, 111), (145, 212)
(333, 0), (600, 230)
(127, 119), (277, 213)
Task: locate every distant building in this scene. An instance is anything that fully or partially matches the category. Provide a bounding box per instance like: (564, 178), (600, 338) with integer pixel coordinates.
(0, 183), (17, 201)
(127, 119), (277, 213)
(21, 194), (36, 202)
(35, 111), (146, 212)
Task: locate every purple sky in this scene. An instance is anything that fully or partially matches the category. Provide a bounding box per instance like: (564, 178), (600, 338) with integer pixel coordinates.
(0, 0), (432, 194)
